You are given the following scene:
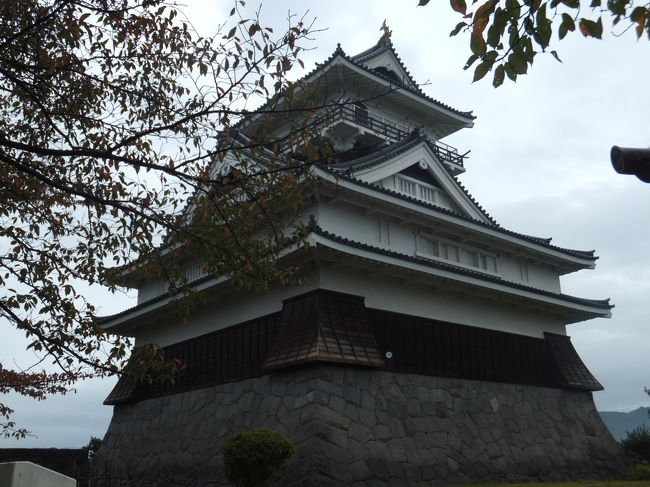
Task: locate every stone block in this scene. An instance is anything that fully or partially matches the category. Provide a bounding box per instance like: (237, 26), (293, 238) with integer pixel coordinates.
(359, 409), (377, 428)
(97, 366), (625, 487)
(349, 460), (372, 481)
(350, 423), (374, 444)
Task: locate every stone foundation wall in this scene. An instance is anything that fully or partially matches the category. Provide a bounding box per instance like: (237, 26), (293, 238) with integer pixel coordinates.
(97, 365), (625, 486)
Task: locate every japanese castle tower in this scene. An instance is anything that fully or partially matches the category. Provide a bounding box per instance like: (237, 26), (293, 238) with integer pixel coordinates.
(97, 35), (624, 485)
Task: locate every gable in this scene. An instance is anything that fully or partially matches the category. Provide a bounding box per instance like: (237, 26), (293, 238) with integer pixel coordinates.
(359, 50), (419, 90)
(350, 142), (492, 223)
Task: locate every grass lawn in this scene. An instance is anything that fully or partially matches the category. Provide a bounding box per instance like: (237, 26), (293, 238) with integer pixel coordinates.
(453, 482), (650, 486)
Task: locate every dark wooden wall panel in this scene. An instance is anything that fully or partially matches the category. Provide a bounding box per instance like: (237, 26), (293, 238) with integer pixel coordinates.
(105, 291), (601, 405)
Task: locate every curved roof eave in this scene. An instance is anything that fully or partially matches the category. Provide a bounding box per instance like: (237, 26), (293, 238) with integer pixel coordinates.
(100, 225), (611, 332)
(307, 225), (612, 316)
(297, 44), (475, 124)
(310, 166), (598, 266)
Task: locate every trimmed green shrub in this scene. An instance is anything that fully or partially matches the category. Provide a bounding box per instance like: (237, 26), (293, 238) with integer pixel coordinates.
(221, 428), (295, 487)
(627, 462), (650, 480)
(621, 424), (650, 463)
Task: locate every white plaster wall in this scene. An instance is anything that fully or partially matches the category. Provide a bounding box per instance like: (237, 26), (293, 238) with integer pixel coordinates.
(527, 262), (563, 293)
(316, 199), (562, 293)
(134, 271), (320, 347)
(319, 266), (566, 338)
(0, 462), (75, 487)
(134, 263), (565, 347)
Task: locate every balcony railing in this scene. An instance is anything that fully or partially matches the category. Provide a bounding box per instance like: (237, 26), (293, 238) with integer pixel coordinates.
(320, 105), (464, 168)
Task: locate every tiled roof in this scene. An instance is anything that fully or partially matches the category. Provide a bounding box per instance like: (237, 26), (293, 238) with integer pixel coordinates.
(286, 43), (475, 121)
(308, 221), (611, 311)
(263, 290), (384, 370)
(323, 131), (498, 226)
(99, 217), (605, 328)
(97, 273), (214, 325)
(351, 35), (423, 94)
(544, 332), (603, 391)
(103, 373), (138, 405)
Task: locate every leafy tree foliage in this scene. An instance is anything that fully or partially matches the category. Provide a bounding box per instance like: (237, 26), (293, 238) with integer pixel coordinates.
(0, 0), (320, 437)
(221, 428), (295, 487)
(83, 435), (103, 463)
(418, 0), (650, 86)
(621, 424), (650, 462)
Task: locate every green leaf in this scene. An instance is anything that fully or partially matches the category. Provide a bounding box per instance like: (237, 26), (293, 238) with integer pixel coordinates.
(492, 64), (505, 87)
(464, 53), (480, 69)
(550, 50), (562, 62)
(508, 52), (528, 74)
(470, 31), (487, 55)
(609, 0), (627, 16)
(561, 0), (579, 7)
(535, 21), (552, 48)
(503, 62), (517, 81)
(505, 0), (521, 20)
(418, 0), (431, 5)
(473, 60), (493, 82)
(559, 13), (576, 40)
(487, 9), (508, 47)
(227, 27), (237, 39)
(535, 3), (547, 25)
(590, 0), (601, 7)
(450, 21), (468, 36)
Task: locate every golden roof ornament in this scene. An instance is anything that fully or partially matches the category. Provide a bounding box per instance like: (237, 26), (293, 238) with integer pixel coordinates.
(380, 20), (392, 39)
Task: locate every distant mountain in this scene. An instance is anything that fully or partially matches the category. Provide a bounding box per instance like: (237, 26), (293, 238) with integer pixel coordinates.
(599, 407), (650, 441)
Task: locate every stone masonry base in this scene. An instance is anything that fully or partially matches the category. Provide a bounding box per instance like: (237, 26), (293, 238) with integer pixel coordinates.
(96, 365), (625, 486)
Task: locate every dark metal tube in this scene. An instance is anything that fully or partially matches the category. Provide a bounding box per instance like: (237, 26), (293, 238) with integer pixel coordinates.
(611, 146), (650, 183)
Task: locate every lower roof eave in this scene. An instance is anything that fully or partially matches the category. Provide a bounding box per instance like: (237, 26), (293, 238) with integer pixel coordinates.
(98, 230), (611, 334)
(311, 167), (598, 272)
(307, 233), (612, 324)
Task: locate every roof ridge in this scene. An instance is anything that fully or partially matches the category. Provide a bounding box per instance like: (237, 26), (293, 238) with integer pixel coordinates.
(349, 39), (474, 119)
(351, 35), (421, 92)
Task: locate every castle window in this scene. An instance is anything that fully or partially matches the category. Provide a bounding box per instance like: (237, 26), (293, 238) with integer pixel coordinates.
(377, 219), (391, 246)
(519, 261), (530, 282)
(394, 174), (443, 206)
(416, 231), (498, 275)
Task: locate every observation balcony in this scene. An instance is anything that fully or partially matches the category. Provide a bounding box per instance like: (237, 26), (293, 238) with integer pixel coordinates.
(320, 104), (465, 170)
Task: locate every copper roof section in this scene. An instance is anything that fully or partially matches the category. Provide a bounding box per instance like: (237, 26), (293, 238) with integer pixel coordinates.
(544, 332), (603, 391)
(103, 374), (138, 405)
(263, 290), (384, 370)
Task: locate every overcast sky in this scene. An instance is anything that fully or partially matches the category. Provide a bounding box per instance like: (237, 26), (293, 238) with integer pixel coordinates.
(2, 0), (649, 448)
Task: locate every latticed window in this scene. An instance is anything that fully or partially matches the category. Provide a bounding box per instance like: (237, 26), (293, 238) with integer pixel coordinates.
(416, 232), (498, 274)
(393, 174), (450, 208)
(397, 176), (418, 197)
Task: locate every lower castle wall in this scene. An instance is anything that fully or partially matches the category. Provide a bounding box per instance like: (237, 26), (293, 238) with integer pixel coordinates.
(97, 365), (625, 486)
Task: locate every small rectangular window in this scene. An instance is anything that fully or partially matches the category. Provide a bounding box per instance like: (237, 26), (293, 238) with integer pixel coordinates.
(418, 235), (439, 257)
(378, 219), (391, 245)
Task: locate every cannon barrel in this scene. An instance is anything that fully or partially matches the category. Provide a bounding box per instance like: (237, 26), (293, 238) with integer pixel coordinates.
(611, 146), (650, 183)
